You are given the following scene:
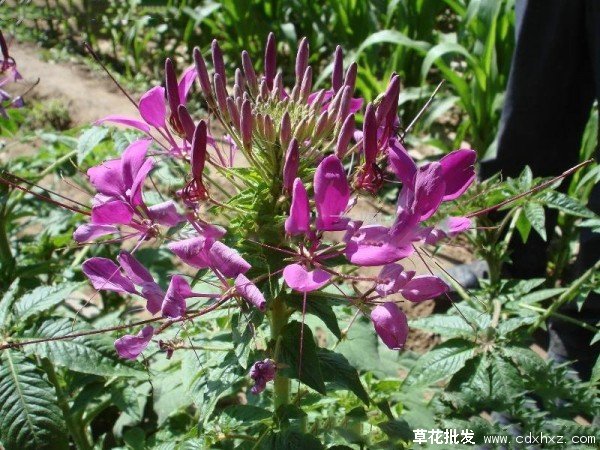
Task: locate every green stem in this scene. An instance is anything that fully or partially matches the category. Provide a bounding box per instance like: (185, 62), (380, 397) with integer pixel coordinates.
(0, 210), (12, 265)
(41, 358), (93, 450)
(270, 296), (290, 409)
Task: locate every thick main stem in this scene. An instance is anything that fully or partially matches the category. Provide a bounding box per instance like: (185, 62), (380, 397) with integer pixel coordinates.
(270, 295), (290, 408)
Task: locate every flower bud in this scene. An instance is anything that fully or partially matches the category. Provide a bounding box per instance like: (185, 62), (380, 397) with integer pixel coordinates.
(191, 120), (207, 179)
(249, 358), (276, 394)
(226, 97), (240, 130)
(343, 62), (357, 93)
(234, 68), (244, 90)
(272, 71), (284, 100)
(241, 50), (258, 94)
(240, 99), (253, 148)
(193, 47), (214, 104)
(335, 85), (351, 123)
(264, 114), (276, 143)
(371, 302), (408, 350)
(264, 32), (276, 88)
(295, 37), (309, 87)
(299, 66), (313, 102)
(283, 138), (299, 191)
(235, 274), (267, 311)
(211, 39), (226, 82)
(213, 73), (228, 117)
(376, 74), (400, 124)
(363, 103), (377, 164)
(279, 112), (291, 149)
(177, 105), (195, 143)
(335, 113), (355, 159)
(332, 45), (343, 92)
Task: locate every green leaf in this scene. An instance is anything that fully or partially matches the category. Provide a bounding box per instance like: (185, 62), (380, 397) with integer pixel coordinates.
(515, 208), (531, 243)
(378, 419), (413, 441)
(13, 282), (82, 321)
(0, 279), (19, 330)
(285, 294), (342, 339)
(260, 429), (324, 450)
(405, 338), (477, 386)
(488, 354), (525, 401)
(0, 350), (68, 450)
(540, 191), (596, 218)
(222, 404), (271, 422)
(23, 318), (144, 377)
(77, 127), (109, 164)
(523, 202), (546, 241)
(591, 357), (600, 384)
(411, 314), (474, 338)
(279, 321), (326, 394)
(317, 349), (369, 405)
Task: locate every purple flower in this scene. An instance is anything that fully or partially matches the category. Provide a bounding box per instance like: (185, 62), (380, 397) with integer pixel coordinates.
(314, 155), (351, 231)
(249, 359), (276, 394)
(114, 325), (154, 360)
(234, 274), (267, 311)
(371, 303), (408, 350)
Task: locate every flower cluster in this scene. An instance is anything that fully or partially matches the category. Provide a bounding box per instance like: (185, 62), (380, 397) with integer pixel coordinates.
(0, 30), (24, 118)
(78, 34), (476, 393)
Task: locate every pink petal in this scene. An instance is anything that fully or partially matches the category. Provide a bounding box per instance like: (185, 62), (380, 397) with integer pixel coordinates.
(400, 275), (449, 302)
(129, 158), (154, 206)
(95, 115), (151, 133)
(234, 274), (266, 311)
(117, 251), (154, 285)
(139, 86), (166, 129)
(208, 241), (251, 278)
(114, 325), (154, 359)
(375, 264), (415, 297)
(82, 257), (137, 294)
(121, 139), (151, 190)
(147, 201), (184, 226)
(140, 282), (164, 315)
(178, 65), (197, 105)
(439, 149), (476, 201)
(91, 200), (134, 225)
(161, 275), (192, 318)
(285, 178), (310, 235)
(283, 263), (331, 292)
(168, 237), (212, 269)
(371, 302), (408, 350)
(87, 159), (125, 198)
(348, 97), (363, 114)
(442, 216), (472, 235)
(73, 224), (118, 243)
(414, 162), (445, 221)
(388, 139), (416, 186)
(345, 225), (414, 266)
(314, 155), (350, 231)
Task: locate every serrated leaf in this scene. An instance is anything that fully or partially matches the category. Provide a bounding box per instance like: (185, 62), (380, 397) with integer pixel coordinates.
(285, 294), (342, 339)
(405, 339), (477, 386)
(279, 321), (326, 394)
(0, 350), (69, 450)
(317, 349), (369, 405)
(0, 279), (19, 330)
(497, 316), (536, 335)
(23, 318), (144, 377)
(222, 404), (271, 422)
(518, 288), (566, 304)
(411, 314), (474, 338)
(515, 207), (532, 243)
(523, 201), (546, 241)
(489, 354), (525, 401)
(77, 127), (109, 163)
(260, 429), (324, 450)
(541, 191), (596, 218)
(13, 282), (82, 321)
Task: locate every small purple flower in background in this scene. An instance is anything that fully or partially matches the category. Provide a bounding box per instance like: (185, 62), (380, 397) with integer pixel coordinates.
(249, 359), (277, 394)
(0, 29), (25, 118)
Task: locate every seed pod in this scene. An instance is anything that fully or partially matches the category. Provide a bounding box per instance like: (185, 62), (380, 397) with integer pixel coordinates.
(279, 112), (291, 149)
(193, 47), (214, 104)
(211, 39), (226, 82)
(283, 138), (299, 191)
(264, 32), (276, 88)
(363, 103), (377, 164)
(191, 120), (207, 179)
(241, 50), (259, 94)
(295, 37), (309, 88)
(332, 45), (343, 93)
(335, 113), (355, 159)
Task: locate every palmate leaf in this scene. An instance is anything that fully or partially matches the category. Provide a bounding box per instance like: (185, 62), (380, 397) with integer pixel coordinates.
(405, 338), (477, 386)
(23, 318), (145, 378)
(0, 350), (68, 450)
(13, 282), (82, 322)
